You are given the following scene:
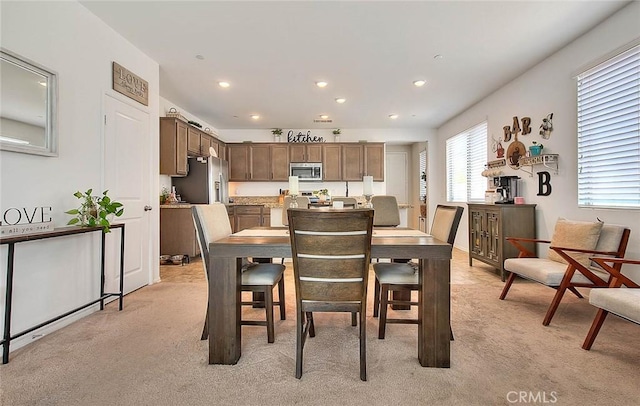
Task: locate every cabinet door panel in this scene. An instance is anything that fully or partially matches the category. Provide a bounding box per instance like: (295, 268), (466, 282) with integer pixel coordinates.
(228, 144), (249, 181)
(271, 144), (290, 181)
(364, 144), (384, 180)
(323, 144), (342, 181)
(187, 127), (201, 155)
(176, 122), (188, 175)
(249, 144), (271, 180)
(290, 145), (306, 162)
(307, 145), (323, 162)
(486, 211), (501, 261)
(342, 144), (363, 180)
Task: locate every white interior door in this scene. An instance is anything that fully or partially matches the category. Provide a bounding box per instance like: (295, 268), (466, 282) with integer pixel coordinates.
(104, 94), (150, 294)
(386, 151), (408, 203)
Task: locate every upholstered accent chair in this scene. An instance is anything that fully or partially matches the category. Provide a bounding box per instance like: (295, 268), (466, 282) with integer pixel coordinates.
(500, 218), (630, 326)
(192, 203), (286, 343)
(372, 205), (464, 340)
(287, 208), (374, 381)
(582, 257), (640, 350)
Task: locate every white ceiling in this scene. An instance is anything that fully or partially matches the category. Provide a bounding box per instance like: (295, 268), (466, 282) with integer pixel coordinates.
(81, 1), (630, 131)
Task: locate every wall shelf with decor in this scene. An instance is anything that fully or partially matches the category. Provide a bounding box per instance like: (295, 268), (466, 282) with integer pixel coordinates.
(518, 154), (559, 177)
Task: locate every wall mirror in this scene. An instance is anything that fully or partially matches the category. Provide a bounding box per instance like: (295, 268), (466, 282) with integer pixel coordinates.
(0, 49), (58, 156)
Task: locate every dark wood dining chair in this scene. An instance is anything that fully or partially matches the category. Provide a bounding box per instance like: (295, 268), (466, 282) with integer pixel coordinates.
(287, 208), (374, 381)
(373, 205), (463, 340)
(192, 203), (286, 343)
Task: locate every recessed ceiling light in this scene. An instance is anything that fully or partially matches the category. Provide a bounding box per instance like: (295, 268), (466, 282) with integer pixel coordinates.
(413, 80), (426, 87)
(195, 54), (205, 60)
(433, 54), (444, 60)
(315, 81), (328, 88)
(218, 81), (230, 88)
(319, 115), (329, 119)
(250, 115), (260, 120)
(335, 98), (346, 104)
(388, 114), (399, 119)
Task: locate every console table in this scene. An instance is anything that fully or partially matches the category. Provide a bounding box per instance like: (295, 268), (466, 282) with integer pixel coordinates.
(0, 224), (125, 364)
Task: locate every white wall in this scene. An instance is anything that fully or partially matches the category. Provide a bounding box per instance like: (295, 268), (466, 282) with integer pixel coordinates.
(435, 2), (640, 279)
(0, 1), (160, 351)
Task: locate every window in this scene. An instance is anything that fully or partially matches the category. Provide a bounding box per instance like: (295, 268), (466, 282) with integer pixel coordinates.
(446, 121), (487, 202)
(419, 149), (427, 203)
(577, 44), (640, 208)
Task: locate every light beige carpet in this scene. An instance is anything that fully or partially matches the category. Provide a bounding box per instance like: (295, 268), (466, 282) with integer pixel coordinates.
(1, 250), (638, 406)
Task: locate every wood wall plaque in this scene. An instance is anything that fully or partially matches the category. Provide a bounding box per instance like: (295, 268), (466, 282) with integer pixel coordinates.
(112, 62), (148, 106)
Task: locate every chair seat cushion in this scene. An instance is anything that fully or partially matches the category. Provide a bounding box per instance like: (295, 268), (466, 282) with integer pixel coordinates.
(589, 288), (640, 323)
(242, 263), (285, 286)
(504, 258), (609, 286)
(373, 263), (418, 284)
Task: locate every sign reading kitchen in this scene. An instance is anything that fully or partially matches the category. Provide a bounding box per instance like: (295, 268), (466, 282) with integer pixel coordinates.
(287, 130), (325, 143)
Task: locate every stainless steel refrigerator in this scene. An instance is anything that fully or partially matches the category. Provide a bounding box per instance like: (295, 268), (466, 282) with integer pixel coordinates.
(172, 157), (229, 204)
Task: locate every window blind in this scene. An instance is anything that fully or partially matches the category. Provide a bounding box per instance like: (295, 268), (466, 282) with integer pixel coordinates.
(419, 149), (427, 202)
(446, 121), (487, 202)
(577, 44), (640, 208)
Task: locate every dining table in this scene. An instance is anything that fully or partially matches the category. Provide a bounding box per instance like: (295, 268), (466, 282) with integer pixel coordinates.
(207, 226), (452, 368)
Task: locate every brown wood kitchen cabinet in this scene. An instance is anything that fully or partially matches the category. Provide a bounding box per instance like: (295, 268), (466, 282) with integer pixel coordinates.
(227, 205), (269, 233)
(322, 144), (342, 181)
(228, 144), (250, 181)
(342, 144), (365, 180)
(467, 203), (536, 281)
(271, 144), (290, 181)
(364, 143), (384, 181)
(290, 144), (322, 162)
(160, 206), (200, 258)
(159, 118), (188, 176)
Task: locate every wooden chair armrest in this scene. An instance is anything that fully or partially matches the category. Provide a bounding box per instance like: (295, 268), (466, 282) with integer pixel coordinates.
(506, 237), (547, 258)
(590, 257), (640, 288)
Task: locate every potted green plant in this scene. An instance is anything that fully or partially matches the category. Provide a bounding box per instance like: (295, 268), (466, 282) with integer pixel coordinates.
(271, 128), (283, 136)
(332, 129), (341, 135)
(529, 141), (544, 156)
(160, 187), (170, 205)
(314, 188), (330, 202)
(65, 189), (124, 233)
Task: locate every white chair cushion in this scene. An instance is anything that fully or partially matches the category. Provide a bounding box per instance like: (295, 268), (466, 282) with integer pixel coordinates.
(589, 288), (640, 324)
(373, 263), (418, 284)
(242, 263), (285, 286)
(546, 218), (603, 267)
(504, 257), (609, 286)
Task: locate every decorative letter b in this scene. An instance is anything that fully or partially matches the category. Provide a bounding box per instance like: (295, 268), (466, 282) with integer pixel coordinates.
(537, 171), (552, 196)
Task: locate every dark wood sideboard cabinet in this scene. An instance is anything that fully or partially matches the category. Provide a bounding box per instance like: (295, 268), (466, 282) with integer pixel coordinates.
(467, 203), (536, 281)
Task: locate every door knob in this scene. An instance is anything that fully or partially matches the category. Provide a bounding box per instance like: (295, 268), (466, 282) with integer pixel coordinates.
(144, 205), (153, 211)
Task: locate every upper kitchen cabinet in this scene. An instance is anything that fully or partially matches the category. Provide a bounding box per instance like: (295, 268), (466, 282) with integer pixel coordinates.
(249, 144), (271, 181)
(364, 143), (384, 181)
(290, 144), (322, 162)
(342, 144), (364, 180)
(159, 118), (188, 176)
(228, 143), (278, 181)
(322, 144), (342, 181)
(271, 144), (290, 181)
(228, 144), (250, 181)
(342, 143), (384, 181)
(187, 127), (217, 157)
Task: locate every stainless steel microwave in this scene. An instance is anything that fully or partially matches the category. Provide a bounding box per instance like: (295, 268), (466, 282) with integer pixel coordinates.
(290, 162), (322, 181)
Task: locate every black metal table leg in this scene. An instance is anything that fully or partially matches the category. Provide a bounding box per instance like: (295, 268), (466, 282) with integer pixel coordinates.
(2, 243), (15, 364)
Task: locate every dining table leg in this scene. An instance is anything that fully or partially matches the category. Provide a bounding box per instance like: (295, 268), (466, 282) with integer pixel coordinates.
(418, 257), (451, 367)
(209, 255), (243, 364)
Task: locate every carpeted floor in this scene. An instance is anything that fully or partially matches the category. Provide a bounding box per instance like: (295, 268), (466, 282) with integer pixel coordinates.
(1, 249), (638, 406)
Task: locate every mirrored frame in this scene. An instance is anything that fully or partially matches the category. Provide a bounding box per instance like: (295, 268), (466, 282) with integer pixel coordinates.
(0, 48), (58, 156)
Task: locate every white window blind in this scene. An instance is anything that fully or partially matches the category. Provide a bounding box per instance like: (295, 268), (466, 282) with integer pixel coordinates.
(446, 121), (487, 202)
(577, 44), (640, 208)
(419, 149), (427, 202)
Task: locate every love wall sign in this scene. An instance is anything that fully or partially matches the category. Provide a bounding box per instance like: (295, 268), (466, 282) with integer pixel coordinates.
(1, 206), (54, 236)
